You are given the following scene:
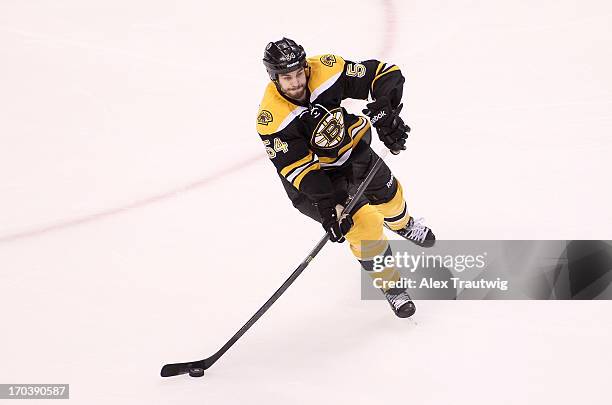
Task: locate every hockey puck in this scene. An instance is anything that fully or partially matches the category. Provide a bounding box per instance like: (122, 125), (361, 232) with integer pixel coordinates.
(188, 367), (205, 377)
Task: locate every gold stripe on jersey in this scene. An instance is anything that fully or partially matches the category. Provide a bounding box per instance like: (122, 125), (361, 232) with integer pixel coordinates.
(340, 117), (369, 154)
(347, 117), (366, 140)
(280, 151), (314, 177)
(293, 161), (321, 189)
(256, 82), (306, 136)
(279, 151), (321, 189)
(307, 54), (346, 98)
(371, 63), (400, 92)
(319, 156), (340, 164)
(352, 117), (370, 144)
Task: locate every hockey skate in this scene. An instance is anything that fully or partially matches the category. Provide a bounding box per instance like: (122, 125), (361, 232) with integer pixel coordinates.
(388, 217), (436, 247)
(383, 287), (416, 318)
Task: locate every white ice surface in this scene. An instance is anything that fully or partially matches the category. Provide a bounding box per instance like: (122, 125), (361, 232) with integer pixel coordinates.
(1, 1), (611, 404)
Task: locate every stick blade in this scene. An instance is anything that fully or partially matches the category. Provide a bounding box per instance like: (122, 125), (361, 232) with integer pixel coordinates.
(160, 363), (189, 377)
(160, 360), (207, 377)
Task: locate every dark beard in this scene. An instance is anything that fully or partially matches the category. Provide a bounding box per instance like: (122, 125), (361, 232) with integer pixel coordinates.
(287, 86), (306, 101)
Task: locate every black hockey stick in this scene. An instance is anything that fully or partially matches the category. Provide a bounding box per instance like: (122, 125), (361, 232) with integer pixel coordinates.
(160, 149), (389, 377)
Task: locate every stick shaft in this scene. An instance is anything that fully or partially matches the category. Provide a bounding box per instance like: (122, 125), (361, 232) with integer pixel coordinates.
(162, 149), (389, 375)
(205, 149), (389, 367)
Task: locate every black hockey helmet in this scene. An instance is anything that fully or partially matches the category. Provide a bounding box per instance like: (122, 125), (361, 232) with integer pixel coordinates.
(263, 37), (307, 81)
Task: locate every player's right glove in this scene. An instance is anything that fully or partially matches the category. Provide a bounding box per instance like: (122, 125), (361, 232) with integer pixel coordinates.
(316, 199), (353, 243)
(363, 96), (410, 154)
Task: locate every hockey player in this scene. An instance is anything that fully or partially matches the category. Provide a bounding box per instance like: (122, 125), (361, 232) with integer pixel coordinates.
(256, 38), (435, 318)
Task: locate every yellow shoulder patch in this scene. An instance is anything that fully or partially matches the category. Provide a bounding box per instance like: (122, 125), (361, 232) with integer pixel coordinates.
(256, 82), (302, 136)
(307, 54), (346, 95)
(257, 109), (273, 126)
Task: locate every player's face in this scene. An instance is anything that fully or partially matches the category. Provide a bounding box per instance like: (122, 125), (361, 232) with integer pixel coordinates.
(277, 67), (308, 102)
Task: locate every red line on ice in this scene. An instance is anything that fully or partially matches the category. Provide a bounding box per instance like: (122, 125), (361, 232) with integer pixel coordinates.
(0, 155), (261, 243)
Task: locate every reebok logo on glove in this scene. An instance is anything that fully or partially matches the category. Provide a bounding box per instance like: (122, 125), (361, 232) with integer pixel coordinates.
(370, 110), (386, 125)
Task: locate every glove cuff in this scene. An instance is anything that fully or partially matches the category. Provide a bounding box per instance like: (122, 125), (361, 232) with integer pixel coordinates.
(315, 198), (337, 220)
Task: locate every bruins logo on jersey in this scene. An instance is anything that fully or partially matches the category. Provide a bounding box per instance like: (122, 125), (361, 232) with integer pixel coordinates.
(320, 54), (337, 67)
(257, 110), (273, 126)
(312, 108), (344, 149)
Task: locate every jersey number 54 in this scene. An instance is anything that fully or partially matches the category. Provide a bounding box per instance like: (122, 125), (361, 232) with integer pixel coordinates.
(263, 138), (289, 159)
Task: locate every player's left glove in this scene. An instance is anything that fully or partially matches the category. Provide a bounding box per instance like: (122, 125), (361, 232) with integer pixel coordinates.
(363, 96), (410, 154)
(316, 199), (353, 243)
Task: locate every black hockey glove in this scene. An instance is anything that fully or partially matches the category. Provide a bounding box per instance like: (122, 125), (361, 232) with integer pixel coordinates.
(363, 96), (410, 154)
(316, 199), (353, 243)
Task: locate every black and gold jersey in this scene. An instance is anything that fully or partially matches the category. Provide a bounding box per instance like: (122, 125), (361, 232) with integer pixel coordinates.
(256, 54), (405, 202)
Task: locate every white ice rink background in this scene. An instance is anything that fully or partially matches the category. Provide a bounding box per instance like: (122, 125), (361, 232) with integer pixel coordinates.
(1, 0), (611, 403)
